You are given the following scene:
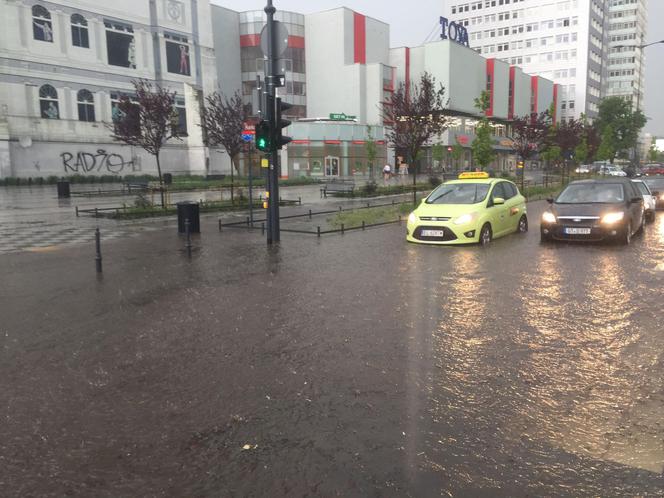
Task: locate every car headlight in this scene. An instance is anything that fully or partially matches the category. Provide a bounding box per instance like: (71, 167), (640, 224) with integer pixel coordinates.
(453, 213), (476, 225)
(601, 211), (625, 224)
(408, 212), (417, 224)
(542, 211), (556, 223)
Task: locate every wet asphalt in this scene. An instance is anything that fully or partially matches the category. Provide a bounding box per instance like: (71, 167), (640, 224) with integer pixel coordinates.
(1, 198), (664, 497)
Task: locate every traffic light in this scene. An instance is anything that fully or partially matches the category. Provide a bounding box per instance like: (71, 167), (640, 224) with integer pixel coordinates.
(255, 119), (271, 152)
(275, 97), (292, 150)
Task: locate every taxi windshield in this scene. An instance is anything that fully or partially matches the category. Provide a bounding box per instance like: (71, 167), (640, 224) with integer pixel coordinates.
(556, 183), (625, 204)
(426, 183), (491, 205)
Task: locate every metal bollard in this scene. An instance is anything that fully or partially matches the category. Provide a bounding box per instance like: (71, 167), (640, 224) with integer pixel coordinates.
(95, 207), (99, 218)
(317, 226), (321, 237)
(362, 221), (365, 230)
(341, 223), (345, 234)
(185, 219), (192, 257)
(308, 209), (312, 219)
(261, 222), (265, 235)
(218, 219), (222, 232)
(75, 206), (79, 217)
(95, 227), (102, 273)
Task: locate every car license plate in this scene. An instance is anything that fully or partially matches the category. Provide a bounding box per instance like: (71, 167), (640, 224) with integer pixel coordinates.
(564, 227), (591, 235)
(422, 229), (446, 237)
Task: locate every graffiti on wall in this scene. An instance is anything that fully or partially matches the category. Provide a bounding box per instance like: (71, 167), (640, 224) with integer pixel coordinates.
(61, 149), (138, 174)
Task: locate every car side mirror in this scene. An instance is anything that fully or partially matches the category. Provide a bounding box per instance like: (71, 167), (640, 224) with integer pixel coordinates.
(546, 197), (554, 204)
(493, 197), (505, 205)
(653, 191), (660, 197)
(631, 197), (642, 204)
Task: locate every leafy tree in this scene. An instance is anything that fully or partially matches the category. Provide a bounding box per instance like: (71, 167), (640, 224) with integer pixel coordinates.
(431, 143), (445, 171)
(381, 72), (449, 204)
(110, 79), (180, 207)
(365, 125), (378, 179)
(597, 124), (617, 162)
(647, 138), (659, 163)
(595, 96), (647, 161)
(511, 111), (552, 164)
(470, 91), (495, 170)
(200, 90), (247, 204)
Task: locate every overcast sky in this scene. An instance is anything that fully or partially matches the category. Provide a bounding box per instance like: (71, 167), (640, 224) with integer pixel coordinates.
(212, 0), (664, 136)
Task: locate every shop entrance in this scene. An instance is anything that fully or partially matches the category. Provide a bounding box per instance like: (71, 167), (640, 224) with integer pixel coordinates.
(324, 156), (340, 177)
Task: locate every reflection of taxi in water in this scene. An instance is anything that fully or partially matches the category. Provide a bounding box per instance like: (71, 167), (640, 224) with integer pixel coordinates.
(406, 172), (528, 246)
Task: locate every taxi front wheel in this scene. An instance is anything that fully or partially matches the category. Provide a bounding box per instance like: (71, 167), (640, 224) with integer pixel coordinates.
(479, 223), (492, 246)
(518, 215), (528, 233)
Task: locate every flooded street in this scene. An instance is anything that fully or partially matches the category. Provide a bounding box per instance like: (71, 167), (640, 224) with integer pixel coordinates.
(1, 201), (663, 496)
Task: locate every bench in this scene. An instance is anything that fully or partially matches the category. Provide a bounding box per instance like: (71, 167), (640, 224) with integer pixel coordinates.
(320, 180), (356, 198)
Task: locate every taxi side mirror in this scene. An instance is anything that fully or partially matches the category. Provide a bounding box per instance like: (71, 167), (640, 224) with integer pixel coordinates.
(546, 198), (554, 204)
(493, 197), (505, 205)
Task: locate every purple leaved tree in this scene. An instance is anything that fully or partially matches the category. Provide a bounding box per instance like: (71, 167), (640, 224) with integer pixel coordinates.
(109, 79), (180, 208)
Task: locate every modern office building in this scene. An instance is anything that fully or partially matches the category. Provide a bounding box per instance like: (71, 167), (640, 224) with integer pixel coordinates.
(443, 0), (611, 121)
(0, 0), (218, 179)
(606, 0), (648, 109)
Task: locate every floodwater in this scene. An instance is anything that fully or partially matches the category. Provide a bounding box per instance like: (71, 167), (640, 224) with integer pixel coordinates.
(1, 201), (663, 497)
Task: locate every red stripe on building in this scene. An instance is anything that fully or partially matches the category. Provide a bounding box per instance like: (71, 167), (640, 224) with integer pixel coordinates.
(324, 140), (341, 144)
(352, 140), (366, 144)
(291, 140), (310, 144)
(508, 66), (516, 120)
(240, 34), (260, 47)
(353, 12), (366, 64)
(552, 84), (559, 122)
(486, 59), (495, 117)
(376, 140), (385, 145)
(288, 35), (305, 49)
(531, 76), (539, 114)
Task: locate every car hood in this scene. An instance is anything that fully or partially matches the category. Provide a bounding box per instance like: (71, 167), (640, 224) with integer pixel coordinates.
(551, 203), (624, 217)
(415, 202), (482, 219)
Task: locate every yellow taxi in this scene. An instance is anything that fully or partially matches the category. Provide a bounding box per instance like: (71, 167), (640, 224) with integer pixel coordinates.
(406, 172), (528, 246)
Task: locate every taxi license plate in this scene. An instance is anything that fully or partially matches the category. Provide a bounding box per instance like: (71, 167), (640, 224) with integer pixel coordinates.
(422, 229), (446, 237)
(565, 227), (591, 235)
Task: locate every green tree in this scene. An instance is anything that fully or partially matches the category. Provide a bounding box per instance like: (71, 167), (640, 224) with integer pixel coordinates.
(597, 124), (617, 163)
(365, 125), (378, 179)
(470, 91), (495, 170)
(595, 97), (647, 161)
(431, 143), (445, 171)
(647, 138), (659, 163)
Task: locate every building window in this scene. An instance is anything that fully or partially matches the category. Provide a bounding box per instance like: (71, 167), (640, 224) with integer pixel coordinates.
(39, 84), (59, 119)
(174, 97), (187, 136)
(77, 89), (95, 122)
(105, 21), (135, 68)
(165, 33), (191, 76)
(71, 14), (89, 48)
(32, 5), (53, 42)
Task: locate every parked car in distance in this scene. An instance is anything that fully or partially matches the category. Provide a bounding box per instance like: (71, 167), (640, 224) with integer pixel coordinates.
(575, 165), (590, 174)
(540, 179), (644, 245)
(643, 176), (664, 209)
(599, 165), (627, 177)
(632, 179), (656, 222)
(643, 164), (664, 176)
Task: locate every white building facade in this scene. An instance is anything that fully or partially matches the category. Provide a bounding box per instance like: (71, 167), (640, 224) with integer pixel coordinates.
(607, 0), (647, 109)
(443, 0), (610, 121)
(0, 0), (218, 180)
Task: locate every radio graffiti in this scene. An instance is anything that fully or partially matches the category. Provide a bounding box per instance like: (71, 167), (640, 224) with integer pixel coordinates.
(61, 149), (137, 174)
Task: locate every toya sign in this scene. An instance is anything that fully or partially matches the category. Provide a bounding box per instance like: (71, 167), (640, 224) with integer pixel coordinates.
(439, 17), (470, 47)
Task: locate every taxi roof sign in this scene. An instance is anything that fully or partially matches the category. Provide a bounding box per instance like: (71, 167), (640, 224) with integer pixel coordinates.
(458, 172), (490, 179)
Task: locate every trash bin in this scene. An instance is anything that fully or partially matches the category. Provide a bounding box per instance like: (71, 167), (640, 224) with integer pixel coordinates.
(163, 173), (173, 185)
(56, 180), (71, 198)
(177, 201), (200, 233)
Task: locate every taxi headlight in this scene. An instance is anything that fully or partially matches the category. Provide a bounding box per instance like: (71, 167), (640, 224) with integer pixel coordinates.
(601, 211), (625, 224)
(542, 211), (557, 223)
(407, 212), (417, 224)
(453, 213), (476, 225)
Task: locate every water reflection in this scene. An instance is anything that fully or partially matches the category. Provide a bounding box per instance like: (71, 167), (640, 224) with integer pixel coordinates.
(520, 249), (663, 473)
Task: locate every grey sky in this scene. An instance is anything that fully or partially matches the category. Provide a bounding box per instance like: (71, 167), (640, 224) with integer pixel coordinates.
(213, 0), (664, 135)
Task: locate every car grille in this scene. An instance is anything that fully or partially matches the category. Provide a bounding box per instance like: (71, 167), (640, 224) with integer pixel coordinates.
(557, 216), (599, 228)
(419, 216), (451, 221)
(413, 226), (458, 242)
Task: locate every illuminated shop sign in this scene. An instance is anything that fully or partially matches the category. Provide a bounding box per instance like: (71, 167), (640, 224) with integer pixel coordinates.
(439, 16), (470, 47)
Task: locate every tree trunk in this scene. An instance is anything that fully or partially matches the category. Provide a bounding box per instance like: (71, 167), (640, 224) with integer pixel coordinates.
(411, 151), (417, 206)
(230, 155), (236, 206)
(155, 153), (165, 208)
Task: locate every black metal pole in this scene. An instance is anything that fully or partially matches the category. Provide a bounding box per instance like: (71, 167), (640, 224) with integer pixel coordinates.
(265, 0), (280, 244)
(95, 227), (102, 273)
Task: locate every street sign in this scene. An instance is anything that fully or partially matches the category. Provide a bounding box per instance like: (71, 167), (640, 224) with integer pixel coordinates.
(242, 134), (253, 142)
(329, 113), (357, 121)
(260, 21), (289, 58)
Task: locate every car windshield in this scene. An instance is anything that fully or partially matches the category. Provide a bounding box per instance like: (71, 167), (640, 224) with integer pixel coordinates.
(426, 183), (491, 204)
(556, 183), (625, 204)
(634, 182), (650, 195)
